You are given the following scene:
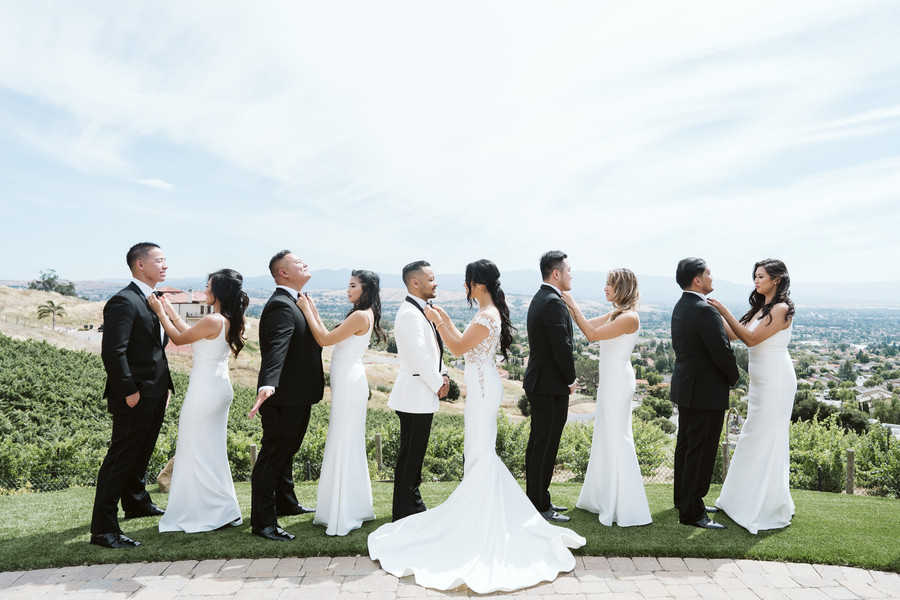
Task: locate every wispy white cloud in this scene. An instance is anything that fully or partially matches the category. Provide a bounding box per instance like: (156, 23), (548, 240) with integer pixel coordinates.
(132, 178), (174, 191)
(0, 1), (898, 283)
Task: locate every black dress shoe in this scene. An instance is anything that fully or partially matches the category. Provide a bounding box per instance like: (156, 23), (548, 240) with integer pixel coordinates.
(681, 517), (727, 530)
(705, 506), (720, 514)
(540, 509), (571, 523)
(123, 504), (165, 519)
(277, 504), (315, 516)
(252, 525), (295, 541)
(90, 533), (141, 548)
(551, 503), (568, 512)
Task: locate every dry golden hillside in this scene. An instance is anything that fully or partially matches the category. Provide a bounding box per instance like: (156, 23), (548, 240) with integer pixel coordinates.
(0, 286), (539, 418)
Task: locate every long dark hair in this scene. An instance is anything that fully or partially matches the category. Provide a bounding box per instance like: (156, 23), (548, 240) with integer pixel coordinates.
(739, 259), (795, 326)
(465, 259), (515, 361)
(347, 269), (386, 344)
(208, 268), (249, 357)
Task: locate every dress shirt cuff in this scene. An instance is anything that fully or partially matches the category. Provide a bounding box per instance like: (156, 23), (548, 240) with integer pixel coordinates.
(258, 385), (275, 394)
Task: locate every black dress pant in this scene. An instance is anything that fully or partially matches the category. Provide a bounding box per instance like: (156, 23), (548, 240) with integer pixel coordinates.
(250, 403), (311, 531)
(673, 405), (725, 523)
(91, 396), (166, 535)
(525, 392), (568, 512)
(392, 411), (434, 522)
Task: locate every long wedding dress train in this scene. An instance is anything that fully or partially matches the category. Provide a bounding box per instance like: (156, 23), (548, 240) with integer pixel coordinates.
(368, 312), (585, 593)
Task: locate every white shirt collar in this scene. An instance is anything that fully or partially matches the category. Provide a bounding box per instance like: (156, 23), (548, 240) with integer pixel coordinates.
(131, 278), (155, 298)
(406, 294), (428, 309)
(277, 284), (301, 299)
(543, 282), (563, 296)
(685, 290), (707, 301)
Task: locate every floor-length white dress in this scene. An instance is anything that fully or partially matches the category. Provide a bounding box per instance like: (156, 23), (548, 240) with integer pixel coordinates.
(159, 315), (241, 533)
(368, 312), (585, 594)
(576, 329), (651, 526)
(716, 321), (796, 534)
(313, 318), (376, 536)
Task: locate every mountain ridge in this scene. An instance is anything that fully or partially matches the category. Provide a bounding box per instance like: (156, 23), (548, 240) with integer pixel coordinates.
(3, 270), (898, 307)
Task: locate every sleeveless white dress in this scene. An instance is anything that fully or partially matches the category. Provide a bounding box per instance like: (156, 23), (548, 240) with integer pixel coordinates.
(159, 315), (242, 533)
(313, 317), (376, 536)
(716, 321), (796, 534)
(368, 312), (585, 594)
(576, 329), (651, 526)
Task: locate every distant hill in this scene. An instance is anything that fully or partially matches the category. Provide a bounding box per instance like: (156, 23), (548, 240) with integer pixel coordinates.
(2, 271), (898, 307)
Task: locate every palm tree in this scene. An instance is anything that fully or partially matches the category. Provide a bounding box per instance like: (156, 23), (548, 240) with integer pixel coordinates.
(37, 300), (66, 329)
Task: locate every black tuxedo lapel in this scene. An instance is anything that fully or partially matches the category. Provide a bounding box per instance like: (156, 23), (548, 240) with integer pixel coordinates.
(540, 284), (574, 349)
(127, 282), (164, 348)
(405, 296), (444, 367)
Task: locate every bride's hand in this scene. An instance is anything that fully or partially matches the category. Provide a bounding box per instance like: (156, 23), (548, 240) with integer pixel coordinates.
(424, 304), (442, 324)
(434, 305), (450, 322)
(307, 294), (320, 316)
(296, 293), (310, 312)
(560, 291), (577, 310)
(707, 297), (726, 315)
(147, 293), (164, 315)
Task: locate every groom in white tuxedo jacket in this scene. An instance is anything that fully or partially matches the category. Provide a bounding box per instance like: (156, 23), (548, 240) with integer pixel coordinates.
(389, 260), (449, 521)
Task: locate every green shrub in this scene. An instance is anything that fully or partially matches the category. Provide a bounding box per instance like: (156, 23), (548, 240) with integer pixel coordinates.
(633, 418), (670, 477)
(495, 414), (529, 478)
(517, 393), (530, 417)
(855, 423), (900, 498)
(632, 404), (655, 422)
(556, 421), (593, 482)
(643, 396), (673, 419)
(792, 396), (838, 423)
(837, 408), (870, 434)
(652, 417), (676, 434)
(789, 415), (853, 492)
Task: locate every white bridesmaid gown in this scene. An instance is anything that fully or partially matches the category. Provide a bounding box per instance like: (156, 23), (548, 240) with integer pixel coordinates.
(159, 315), (242, 533)
(576, 329), (651, 526)
(313, 318), (376, 536)
(716, 321), (796, 534)
(368, 312), (585, 594)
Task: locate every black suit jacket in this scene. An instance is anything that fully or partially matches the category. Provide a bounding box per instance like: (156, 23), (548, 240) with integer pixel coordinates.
(101, 282), (173, 413)
(670, 292), (739, 410)
(523, 285), (576, 395)
(256, 288), (324, 406)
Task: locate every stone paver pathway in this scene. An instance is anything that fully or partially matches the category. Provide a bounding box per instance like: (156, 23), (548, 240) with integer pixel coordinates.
(2, 556), (898, 599)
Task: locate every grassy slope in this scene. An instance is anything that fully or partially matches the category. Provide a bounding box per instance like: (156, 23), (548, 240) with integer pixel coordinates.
(1, 482), (898, 573)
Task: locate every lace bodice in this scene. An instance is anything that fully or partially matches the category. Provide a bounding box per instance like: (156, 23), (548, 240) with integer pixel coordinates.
(464, 312), (501, 367)
(463, 312), (501, 399)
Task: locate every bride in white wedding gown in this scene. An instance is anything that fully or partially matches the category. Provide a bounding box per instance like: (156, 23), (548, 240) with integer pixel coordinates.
(562, 268), (651, 527)
(149, 269), (249, 533)
(708, 259), (797, 534)
(368, 260), (585, 594)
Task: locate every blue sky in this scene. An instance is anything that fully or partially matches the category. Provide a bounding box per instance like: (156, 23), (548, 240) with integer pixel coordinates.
(1, 1), (899, 286)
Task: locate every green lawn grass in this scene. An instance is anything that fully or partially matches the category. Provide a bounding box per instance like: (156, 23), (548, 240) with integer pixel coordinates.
(1, 482), (898, 573)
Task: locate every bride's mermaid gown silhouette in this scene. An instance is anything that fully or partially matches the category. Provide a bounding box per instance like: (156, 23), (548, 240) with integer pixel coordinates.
(368, 312), (585, 593)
